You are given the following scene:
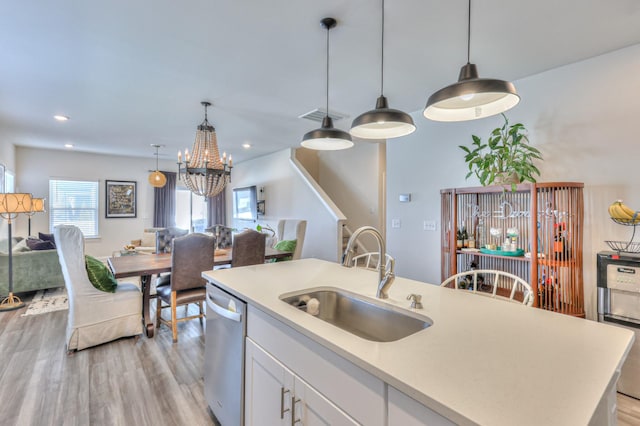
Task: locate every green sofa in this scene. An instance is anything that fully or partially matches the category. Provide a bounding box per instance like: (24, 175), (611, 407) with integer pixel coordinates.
(0, 238), (65, 296)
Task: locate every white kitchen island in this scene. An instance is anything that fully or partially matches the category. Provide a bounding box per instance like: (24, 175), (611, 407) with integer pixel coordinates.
(202, 259), (634, 426)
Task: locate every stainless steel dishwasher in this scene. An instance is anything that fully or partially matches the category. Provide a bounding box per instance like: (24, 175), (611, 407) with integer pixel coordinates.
(204, 282), (247, 426)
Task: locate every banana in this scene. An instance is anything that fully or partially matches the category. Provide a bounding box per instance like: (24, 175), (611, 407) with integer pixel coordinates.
(618, 201), (636, 219)
(616, 204), (633, 221)
(608, 202), (618, 218)
(609, 200), (640, 223)
(609, 201), (626, 220)
(614, 202), (630, 220)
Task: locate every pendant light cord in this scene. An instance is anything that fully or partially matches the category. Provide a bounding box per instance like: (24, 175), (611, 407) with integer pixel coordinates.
(380, 0), (385, 96)
(466, 0), (471, 64)
(325, 23), (330, 117)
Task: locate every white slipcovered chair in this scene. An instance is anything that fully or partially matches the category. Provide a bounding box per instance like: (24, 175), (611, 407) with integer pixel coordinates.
(276, 219), (307, 260)
(440, 269), (534, 306)
(54, 225), (142, 351)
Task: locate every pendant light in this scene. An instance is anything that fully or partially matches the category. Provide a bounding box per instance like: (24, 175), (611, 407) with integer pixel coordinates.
(350, 0), (416, 139)
(148, 144), (167, 188)
(301, 18), (354, 151)
(423, 0), (520, 122)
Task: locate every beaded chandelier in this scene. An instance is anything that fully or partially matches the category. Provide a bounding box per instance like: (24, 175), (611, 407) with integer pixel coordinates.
(177, 101), (232, 198)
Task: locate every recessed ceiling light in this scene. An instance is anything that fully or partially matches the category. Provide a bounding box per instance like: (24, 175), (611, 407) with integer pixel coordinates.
(64, 143), (74, 148)
(242, 143), (251, 149)
(54, 115), (70, 121)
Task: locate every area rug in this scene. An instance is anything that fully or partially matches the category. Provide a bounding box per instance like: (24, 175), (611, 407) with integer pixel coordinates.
(21, 287), (68, 316)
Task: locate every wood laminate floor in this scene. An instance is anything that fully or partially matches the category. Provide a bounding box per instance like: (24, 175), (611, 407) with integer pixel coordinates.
(618, 392), (640, 426)
(0, 295), (216, 426)
(1, 294), (639, 426)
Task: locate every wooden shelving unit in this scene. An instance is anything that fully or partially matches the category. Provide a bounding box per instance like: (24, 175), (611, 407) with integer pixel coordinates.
(441, 182), (584, 317)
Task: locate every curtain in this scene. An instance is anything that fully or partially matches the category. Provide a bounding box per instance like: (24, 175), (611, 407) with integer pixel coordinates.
(153, 171), (177, 227)
(207, 187), (226, 227)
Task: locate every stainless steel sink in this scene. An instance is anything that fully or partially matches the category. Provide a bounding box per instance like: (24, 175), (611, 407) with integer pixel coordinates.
(280, 287), (432, 342)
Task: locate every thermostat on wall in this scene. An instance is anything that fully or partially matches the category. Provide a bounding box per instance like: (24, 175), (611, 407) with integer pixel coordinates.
(399, 194), (411, 203)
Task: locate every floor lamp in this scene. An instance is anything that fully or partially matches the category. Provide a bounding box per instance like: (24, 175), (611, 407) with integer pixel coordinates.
(0, 193), (33, 311)
(26, 197), (45, 236)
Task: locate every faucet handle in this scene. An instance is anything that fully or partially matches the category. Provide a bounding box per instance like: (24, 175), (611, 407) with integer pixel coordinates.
(407, 293), (423, 309)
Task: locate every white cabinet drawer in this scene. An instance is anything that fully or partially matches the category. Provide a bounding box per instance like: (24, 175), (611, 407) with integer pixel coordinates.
(248, 305), (385, 426)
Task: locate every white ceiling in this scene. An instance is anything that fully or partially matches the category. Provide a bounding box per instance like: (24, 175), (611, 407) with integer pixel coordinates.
(2, 0), (640, 164)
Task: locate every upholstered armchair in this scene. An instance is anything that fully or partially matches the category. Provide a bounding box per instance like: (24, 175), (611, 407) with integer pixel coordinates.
(276, 219), (307, 260)
(54, 225), (142, 352)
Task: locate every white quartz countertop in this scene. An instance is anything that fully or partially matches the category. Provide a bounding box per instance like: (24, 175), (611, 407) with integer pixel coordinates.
(202, 258), (634, 426)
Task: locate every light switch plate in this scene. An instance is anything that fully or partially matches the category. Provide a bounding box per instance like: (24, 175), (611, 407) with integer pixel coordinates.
(391, 219), (401, 229)
(423, 220), (437, 231)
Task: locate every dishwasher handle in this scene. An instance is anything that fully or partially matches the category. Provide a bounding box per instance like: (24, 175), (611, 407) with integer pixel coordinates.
(207, 292), (243, 322)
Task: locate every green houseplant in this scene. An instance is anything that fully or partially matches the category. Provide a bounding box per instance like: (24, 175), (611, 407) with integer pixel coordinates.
(459, 114), (543, 191)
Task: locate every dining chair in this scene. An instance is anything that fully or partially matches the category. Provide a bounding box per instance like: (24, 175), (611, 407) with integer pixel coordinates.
(54, 225), (142, 352)
(352, 252), (394, 272)
(276, 219), (306, 260)
(155, 232), (215, 342)
(205, 224), (233, 249)
(231, 229), (266, 267)
(440, 269), (534, 306)
(155, 227), (189, 253)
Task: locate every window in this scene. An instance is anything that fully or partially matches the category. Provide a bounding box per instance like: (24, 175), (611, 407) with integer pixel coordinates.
(232, 185), (257, 221)
(1, 165), (14, 192)
(4, 171), (14, 192)
(175, 189), (207, 232)
(49, 179), (99, 237)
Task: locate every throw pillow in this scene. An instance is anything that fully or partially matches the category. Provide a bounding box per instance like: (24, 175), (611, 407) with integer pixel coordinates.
(26, 238), (56, 251)
(38, 232), (56, 247)
(85, 255), (118, 293)
(273, 239), (297, 262)
(12, 238), (31, 253)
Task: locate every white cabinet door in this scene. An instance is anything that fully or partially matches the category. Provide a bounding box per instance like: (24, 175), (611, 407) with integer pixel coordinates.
(245, 338), (293, 426)
(293, 375), (359, 426)
(246, 338), (359, 426)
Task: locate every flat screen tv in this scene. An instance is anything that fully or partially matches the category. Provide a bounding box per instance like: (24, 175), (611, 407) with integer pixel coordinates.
(233, 185), (258, 221)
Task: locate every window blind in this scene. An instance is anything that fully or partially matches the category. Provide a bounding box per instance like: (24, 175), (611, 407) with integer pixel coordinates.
(49, 179), (99, 237)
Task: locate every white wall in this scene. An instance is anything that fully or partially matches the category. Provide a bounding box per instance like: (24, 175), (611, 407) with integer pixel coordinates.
(15, 146), (176, 257)
(318, 142), (384, 241)
(0, 137), (16, 237)
(387, 43), (640, 320)
(0, 138), (16, 172)
(227, 148), (343, 262)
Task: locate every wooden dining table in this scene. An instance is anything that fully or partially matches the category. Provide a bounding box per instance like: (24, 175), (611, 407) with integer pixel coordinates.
(107, 247), (292, 337)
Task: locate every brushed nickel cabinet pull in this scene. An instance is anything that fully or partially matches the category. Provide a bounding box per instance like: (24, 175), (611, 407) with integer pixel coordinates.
(280, 387), (291, 419)
(291, 396), (301, 425)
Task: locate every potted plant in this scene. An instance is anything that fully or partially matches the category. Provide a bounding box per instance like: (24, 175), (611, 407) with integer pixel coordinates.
(459, 114), (543, 191)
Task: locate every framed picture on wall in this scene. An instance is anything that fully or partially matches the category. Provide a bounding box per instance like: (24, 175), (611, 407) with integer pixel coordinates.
(106, 180), (137, 218)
